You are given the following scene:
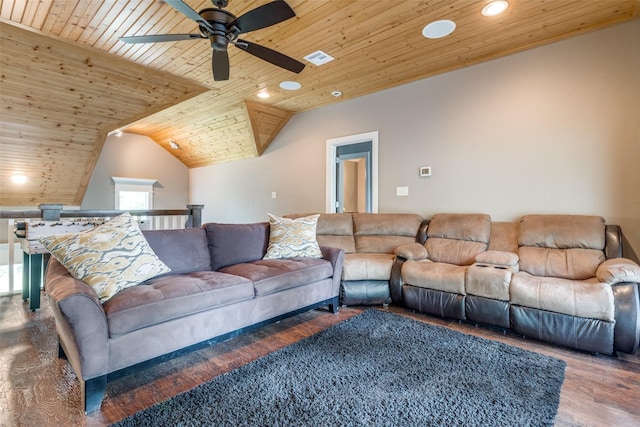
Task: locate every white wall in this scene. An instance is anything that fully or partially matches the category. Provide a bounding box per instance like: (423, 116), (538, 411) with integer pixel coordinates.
(190, 21), (640, 253)
(82, 133), (190, 210)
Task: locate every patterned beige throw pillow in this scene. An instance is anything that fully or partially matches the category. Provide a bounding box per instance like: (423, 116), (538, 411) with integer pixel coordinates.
(40, 213), (170, 302)
(263, 213), (323, 259)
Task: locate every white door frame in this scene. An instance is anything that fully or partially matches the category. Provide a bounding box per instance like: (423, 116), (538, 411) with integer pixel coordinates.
(326, 131), (379, 213)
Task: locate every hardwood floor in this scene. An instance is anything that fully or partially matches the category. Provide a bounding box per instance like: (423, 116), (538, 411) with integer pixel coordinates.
(1, 293), (639, 427)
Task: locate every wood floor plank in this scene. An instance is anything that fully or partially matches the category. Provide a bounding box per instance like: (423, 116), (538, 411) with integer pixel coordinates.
(0, 294), (638, 426)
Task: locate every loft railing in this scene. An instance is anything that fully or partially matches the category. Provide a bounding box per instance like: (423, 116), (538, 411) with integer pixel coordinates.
(0, 204), (204, 296)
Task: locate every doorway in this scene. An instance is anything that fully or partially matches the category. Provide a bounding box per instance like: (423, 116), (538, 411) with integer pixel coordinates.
(326, 131), (378, 213)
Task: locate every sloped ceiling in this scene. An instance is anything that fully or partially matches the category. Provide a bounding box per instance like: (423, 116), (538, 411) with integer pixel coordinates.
(1, 0), (639, 206)
(0, 21), (208, 205)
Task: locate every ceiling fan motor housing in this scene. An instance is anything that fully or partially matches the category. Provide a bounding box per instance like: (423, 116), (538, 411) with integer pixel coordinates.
(199, 8), (237, 51)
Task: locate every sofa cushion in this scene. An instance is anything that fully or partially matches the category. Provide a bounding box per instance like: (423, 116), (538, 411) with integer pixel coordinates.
(143, 228), (211, 274)
(285, 213), (357, 253)
(426, 238), (488, 266)
(205, 222), (269, 270)
(488, 221), (519, 253)
(220, 258), (333, 296)
(352, 213), (422, 253)
(103, 272), (255, 337)
(519, 247), (605, 280)
(317, 213), (357, 253)
(517, 215), (607, 280)
(263, 214), (322, 259)
(511, 272), (614, 321)
(342, 253), (396, 281)
(518, 215), (606, 249)
(39, 213), (171, 302)
(425, 214), (491, 265)
(427, 213), (492, 242)
(401, 260), (467, 294)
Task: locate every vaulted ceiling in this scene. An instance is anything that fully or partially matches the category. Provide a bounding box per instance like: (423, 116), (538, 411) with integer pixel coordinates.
(1, 0), (638, 206)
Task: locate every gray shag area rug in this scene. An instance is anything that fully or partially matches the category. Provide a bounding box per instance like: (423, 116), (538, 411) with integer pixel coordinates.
(111, 309), (565, 427)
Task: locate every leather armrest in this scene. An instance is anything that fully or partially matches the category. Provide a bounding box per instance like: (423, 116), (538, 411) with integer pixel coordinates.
(613, 282), (640, 354)
(605, 224), (623, 259)
(394, 242), (428, 260)
(389, 257), (405, 304)
(416, 219), (430, 245)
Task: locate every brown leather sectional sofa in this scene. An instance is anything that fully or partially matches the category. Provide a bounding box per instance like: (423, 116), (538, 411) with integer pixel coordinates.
(302, 212), (640, 355)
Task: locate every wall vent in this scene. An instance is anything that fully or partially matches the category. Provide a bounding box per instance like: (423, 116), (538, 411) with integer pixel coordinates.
(303, 50), (335, 66)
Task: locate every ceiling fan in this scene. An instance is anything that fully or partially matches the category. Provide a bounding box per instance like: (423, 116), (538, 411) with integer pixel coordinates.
(120, 0), (305, 81)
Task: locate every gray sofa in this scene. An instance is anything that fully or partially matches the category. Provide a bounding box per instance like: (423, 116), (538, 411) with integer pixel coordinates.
(391, 213), (640, 355)
(45, 222), (344, 413)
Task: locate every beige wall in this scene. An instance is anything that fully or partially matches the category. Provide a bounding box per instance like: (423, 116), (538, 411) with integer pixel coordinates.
(190, 21), (640, 254)
(82, 133), (189, 210)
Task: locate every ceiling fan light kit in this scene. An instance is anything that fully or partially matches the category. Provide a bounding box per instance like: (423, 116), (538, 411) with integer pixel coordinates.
(120, 0), (305, 81)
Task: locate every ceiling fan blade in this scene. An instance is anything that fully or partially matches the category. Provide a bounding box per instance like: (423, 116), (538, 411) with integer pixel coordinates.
(212, 50), (230, 81)
(230, 1), (295, 35)
(236, 39), (304, 74)
(164, 0), (214, 33)
(120, 34), (205, 44)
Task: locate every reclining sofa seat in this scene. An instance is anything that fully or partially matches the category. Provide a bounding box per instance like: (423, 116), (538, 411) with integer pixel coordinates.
(391, 213), (640, 355)
(393, 213), (492, 320)
(344, 213), (424, 305)
(510, 214), (640, 354)
(286, 213), (424, 305)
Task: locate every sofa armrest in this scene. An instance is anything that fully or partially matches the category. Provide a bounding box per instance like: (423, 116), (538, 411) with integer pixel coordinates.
(605, 225), (623, 259)
(45, 258), (109, 380)
(474, 250), (519, 270)
(612, 282), (640, 354)
(596, 258), (640, 285)
(389, 257), (406, 304)
(320, 246), (345, 297)
(394, 242), (428, 260)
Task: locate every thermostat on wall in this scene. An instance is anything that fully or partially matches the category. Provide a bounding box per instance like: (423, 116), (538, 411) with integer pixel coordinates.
(419, 166), (432, 177)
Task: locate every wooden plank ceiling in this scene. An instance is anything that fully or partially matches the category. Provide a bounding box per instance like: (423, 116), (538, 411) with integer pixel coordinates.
(1, 0), (638, 206)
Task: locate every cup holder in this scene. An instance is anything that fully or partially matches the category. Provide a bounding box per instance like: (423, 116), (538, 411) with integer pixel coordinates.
(474, 263), (509, 270)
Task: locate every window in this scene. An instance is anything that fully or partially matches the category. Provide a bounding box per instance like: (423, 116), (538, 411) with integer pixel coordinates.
(112, 177), (156, 210)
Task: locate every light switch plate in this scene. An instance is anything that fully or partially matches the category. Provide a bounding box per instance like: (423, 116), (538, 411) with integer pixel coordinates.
(396, 186), (409, 196)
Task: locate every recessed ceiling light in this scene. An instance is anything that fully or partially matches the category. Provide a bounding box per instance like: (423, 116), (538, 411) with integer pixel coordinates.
(10, 174), (28, 184)
(422, 20), (456, 39)
(280, 81), (302, 90)
(257, 91), (270, 99)
(482, 1), (509, 16)
(169, 140), (179, 149)
(331, 91), (342, 97)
